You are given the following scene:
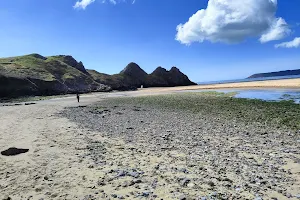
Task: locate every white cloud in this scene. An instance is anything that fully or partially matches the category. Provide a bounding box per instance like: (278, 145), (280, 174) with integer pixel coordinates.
(260, 18), (290, 43)
(275, 37), (300, 48)
(176, 0), (290, 45)
(74, 0), (135, 9)
(109, 0), (116, 5)
(73, 0), (95, 9)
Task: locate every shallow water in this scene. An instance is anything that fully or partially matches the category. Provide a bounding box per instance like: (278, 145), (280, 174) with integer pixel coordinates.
(179, 89), (300, 103)
(197, 75), (300, 85)
(233, 89), (300, 103)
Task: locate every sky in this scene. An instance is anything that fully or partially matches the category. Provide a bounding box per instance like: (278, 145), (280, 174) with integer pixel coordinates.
(0, 0), (299, 82)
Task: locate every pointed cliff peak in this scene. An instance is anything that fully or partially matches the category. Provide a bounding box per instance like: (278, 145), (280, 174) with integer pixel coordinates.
(151, 66), (168, 75)
(120, 62), (148, 78)
(170, 66), (181, 73)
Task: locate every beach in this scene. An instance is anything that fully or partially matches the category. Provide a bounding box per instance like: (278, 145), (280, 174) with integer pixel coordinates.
(1, 88), (300, 200)
(138, 78), (300, 93)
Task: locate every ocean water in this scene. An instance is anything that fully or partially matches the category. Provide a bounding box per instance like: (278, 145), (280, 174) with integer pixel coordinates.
(197, 74), (300, 85)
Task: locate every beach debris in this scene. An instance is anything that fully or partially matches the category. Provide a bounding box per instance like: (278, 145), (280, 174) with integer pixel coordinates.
(24, 102), (36, 105)
(1, 147), (29, 156)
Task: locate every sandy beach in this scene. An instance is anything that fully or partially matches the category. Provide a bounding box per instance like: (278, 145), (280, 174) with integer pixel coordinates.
(138, 78), (300, 93)
(1, 88), (300, 200)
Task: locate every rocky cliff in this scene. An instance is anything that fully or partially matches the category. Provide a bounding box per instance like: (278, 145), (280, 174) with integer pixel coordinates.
(89, 63), (196, 90)
(0, 54), (196, 98)
(145, 66), (196, 87)
(0, 54), (111, 98)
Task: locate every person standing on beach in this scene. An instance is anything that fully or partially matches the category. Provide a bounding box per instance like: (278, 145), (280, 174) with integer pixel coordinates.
(76, 93), (80, 103)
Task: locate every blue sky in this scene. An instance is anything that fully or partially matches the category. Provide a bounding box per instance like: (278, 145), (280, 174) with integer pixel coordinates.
(0, 0), (299, 82)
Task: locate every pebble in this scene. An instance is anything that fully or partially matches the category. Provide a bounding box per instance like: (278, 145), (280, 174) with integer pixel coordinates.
(60, 99), (300, 200)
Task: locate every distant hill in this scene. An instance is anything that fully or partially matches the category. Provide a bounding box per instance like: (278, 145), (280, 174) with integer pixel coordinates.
(0, 54), (196, 98)
(248, 69), (300, 79)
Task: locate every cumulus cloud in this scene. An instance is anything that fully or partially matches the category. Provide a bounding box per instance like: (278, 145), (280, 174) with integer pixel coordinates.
(260, 18), (290, 43)
(176, 0), (290, 45)
(275, 37), (300, 48)
(73, 0), (95, 9)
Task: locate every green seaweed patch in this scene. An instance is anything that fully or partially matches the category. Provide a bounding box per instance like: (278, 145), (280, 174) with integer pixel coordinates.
(104, 92), (300, 130)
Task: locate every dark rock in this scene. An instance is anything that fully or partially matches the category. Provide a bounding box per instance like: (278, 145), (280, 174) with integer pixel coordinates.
(25, 102), (36, 105)
(180, 178), (191, 187)
(142, 191), (150, 197)
(88, 63), (195, 91)
(179, 195), (187, 200)
(145, 66), (196, 87)
(120, 62), (148, 83)
(1, 147), (29, 156)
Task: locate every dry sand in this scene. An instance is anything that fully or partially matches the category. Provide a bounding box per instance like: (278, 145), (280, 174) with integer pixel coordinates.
(0, 82), (300, 199)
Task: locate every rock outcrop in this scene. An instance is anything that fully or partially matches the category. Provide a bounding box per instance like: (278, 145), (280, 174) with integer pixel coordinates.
(89, 63), (196, 90)
(0, 54), (196, 98)
(0, 54), (111, 98)
(145, 66), (196, 87)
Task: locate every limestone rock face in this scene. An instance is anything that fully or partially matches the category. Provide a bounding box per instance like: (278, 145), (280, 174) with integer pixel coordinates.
(89, 64), (196, 90)
(145, 66), (196, 87)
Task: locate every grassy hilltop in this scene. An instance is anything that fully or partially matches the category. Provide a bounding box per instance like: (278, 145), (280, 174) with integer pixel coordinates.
(0, 54), (110, 97)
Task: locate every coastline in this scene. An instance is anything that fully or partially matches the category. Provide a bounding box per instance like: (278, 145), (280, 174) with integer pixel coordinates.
(138, 78), (300, 93)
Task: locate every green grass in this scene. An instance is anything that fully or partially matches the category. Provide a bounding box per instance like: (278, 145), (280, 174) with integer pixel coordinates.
(0, 54), (87, 82)
(106, 92), (300, 130)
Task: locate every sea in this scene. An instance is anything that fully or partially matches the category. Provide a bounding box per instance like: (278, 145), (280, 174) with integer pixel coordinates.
(197, 74), (300, 85)
(194, 75), (300, 103)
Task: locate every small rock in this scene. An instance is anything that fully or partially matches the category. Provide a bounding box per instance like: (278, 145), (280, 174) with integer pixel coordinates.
(207, 181), (215, 187)
(117, 170), (126, 177)
(133, 179), (142, 184)
(142, 191), (150, 197)
(128, 171), (139, 178)
(286, 193), (292, 198)
(180, 178), (191, 187)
